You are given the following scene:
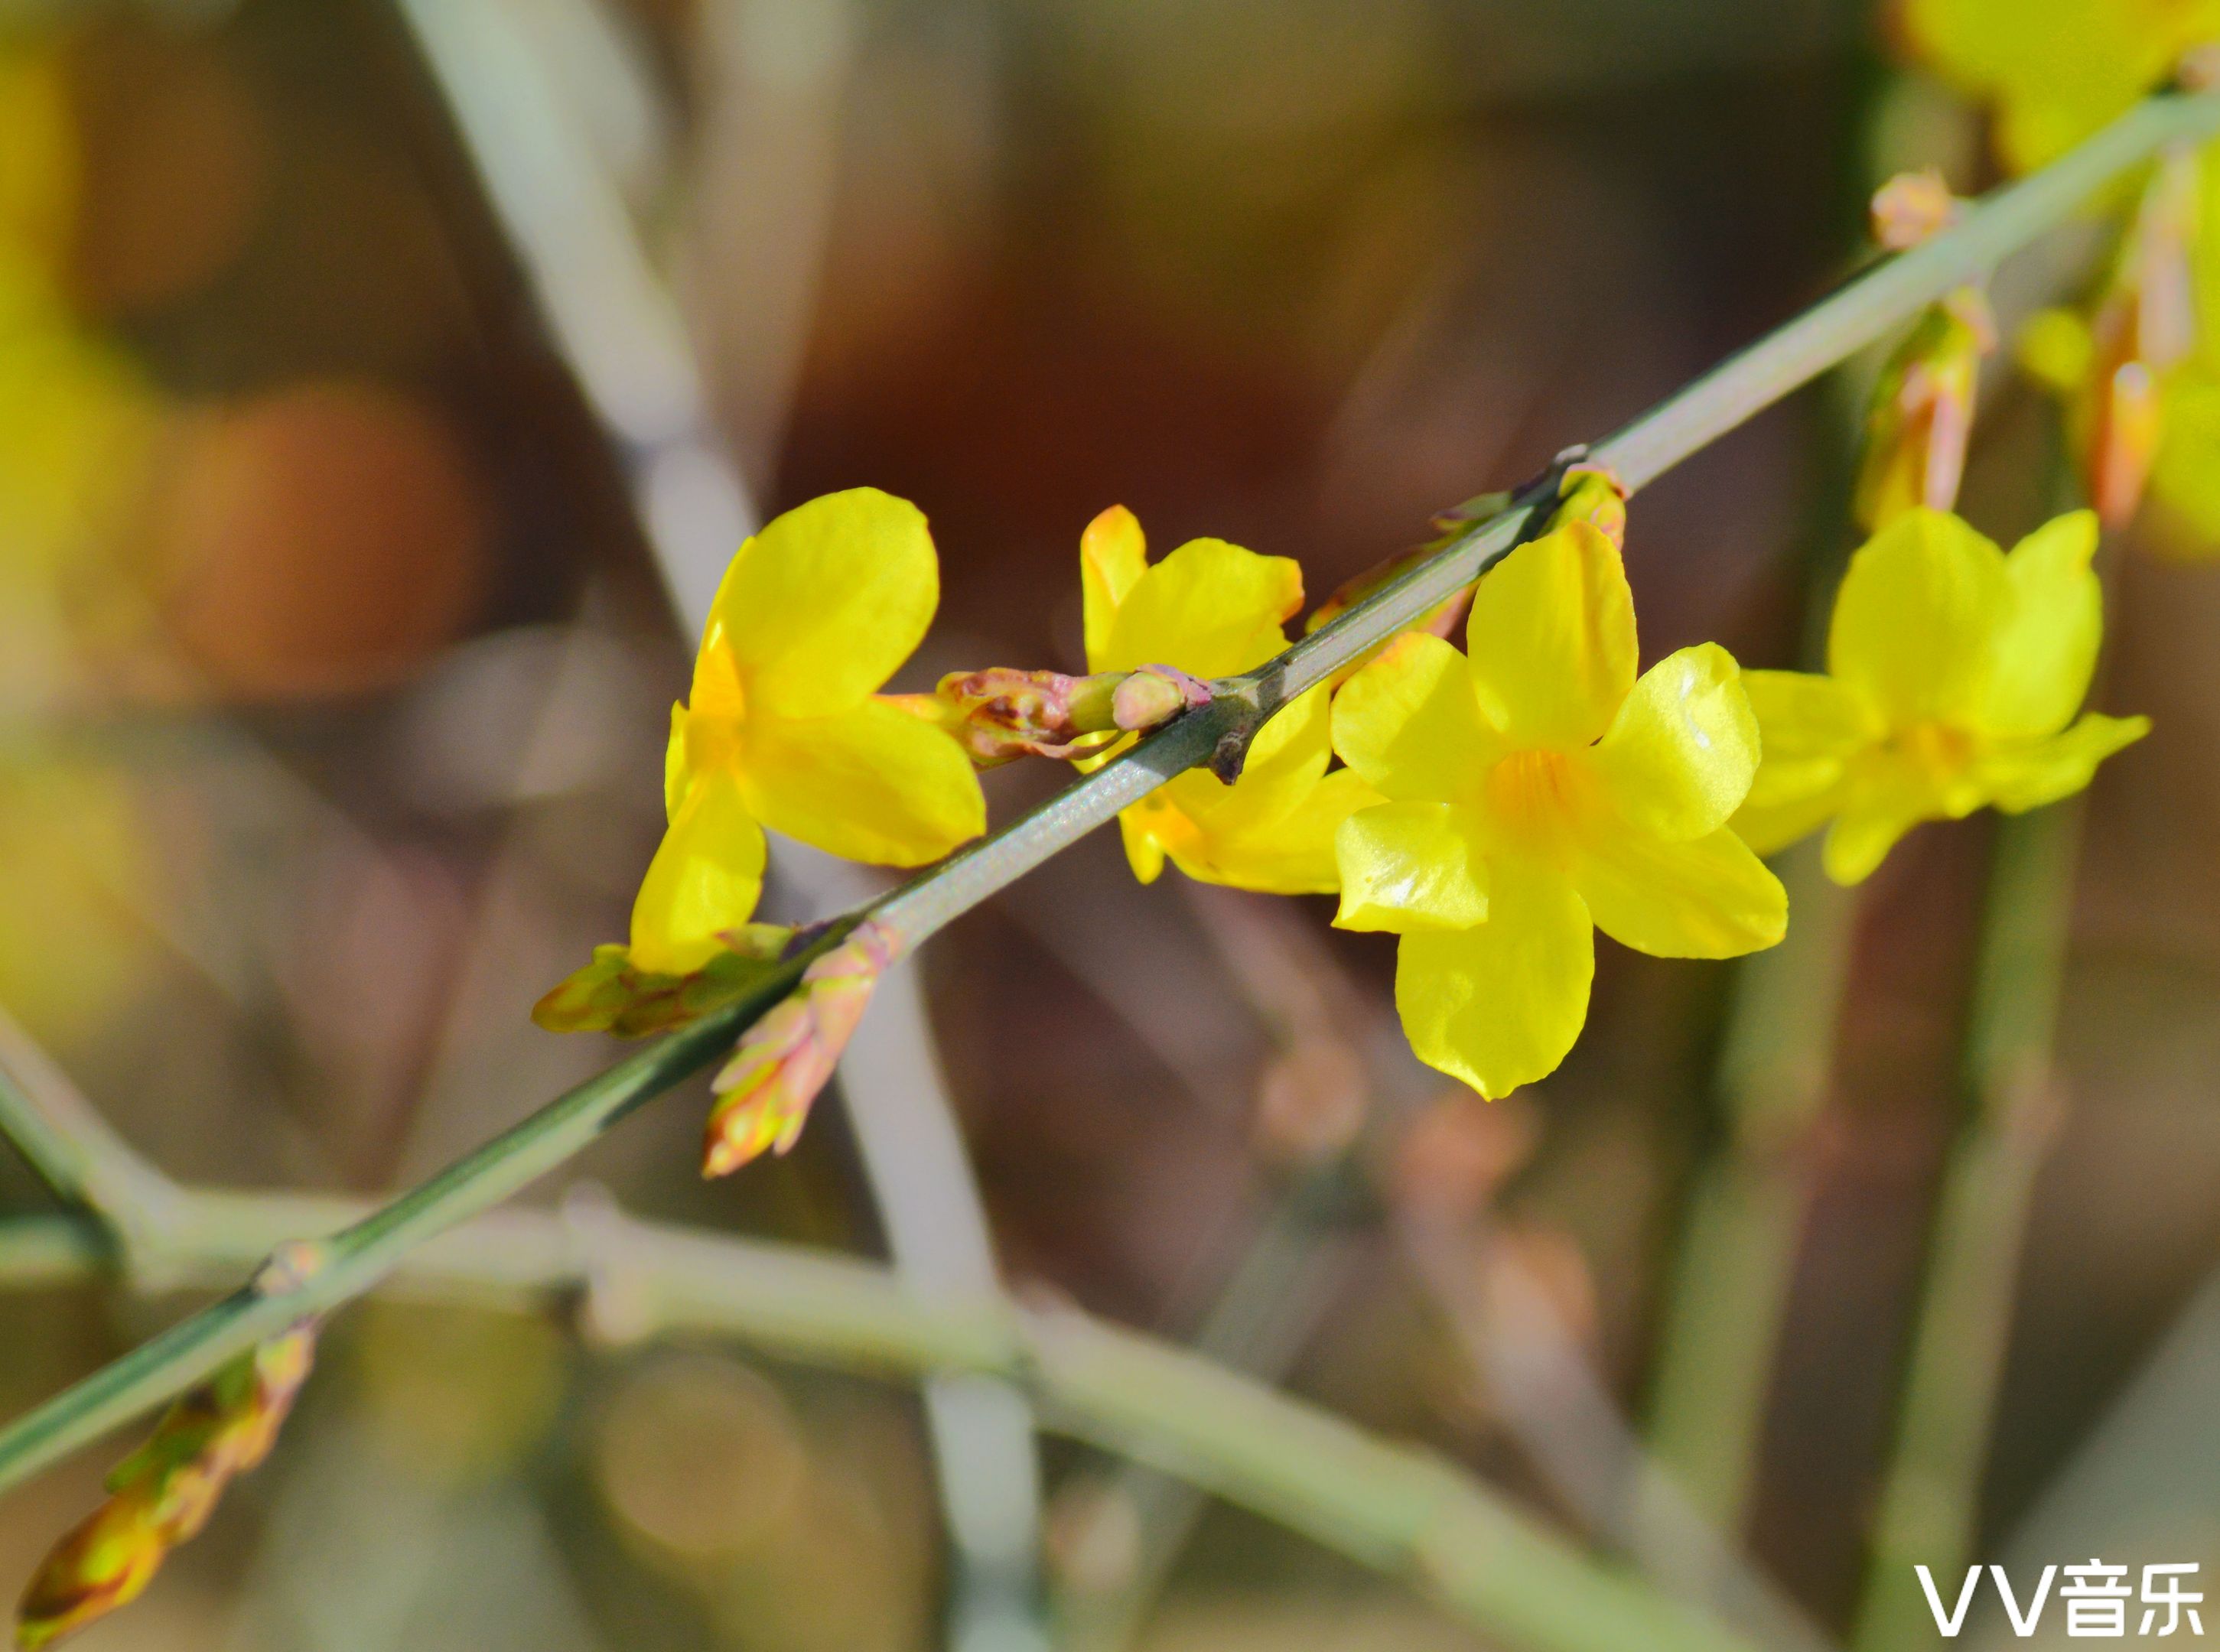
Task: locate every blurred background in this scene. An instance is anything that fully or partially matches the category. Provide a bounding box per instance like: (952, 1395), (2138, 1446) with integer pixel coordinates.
(5, 0), (2220, 1648)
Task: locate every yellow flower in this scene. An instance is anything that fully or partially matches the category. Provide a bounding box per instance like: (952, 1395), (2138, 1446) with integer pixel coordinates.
(1079, 505), (1378, 893)
(630, 489), (985, 974)
(1734, 509), (2149, 883)
(1899, 0), (2220, 172)
(1329, 521), (1785, 1099)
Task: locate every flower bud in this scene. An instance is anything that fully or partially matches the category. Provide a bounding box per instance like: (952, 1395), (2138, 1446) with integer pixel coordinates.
(1870, 168), (1960, 251)
(1545, 466), (1629, 548)
(1109, 663), (1212, 732)
(702, 919), (904, 1177)
(894, 665), (1210, 769)
(1307, 545), (1470, 643)
(17, 1326), (318, 1649)
(1854, 286), (1995, 530)
(2079, 145), (2199, 526)
(533, 926), (795, 1038)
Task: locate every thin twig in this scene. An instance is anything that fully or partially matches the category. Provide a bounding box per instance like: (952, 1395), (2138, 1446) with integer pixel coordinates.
(395, 2), (1051, 1640)
(0, 1191), (1756, 1652)
(0, 1006), (190, 1254)
(1642, 843), (1856, 1523)
(1, 83), (2214, 1519)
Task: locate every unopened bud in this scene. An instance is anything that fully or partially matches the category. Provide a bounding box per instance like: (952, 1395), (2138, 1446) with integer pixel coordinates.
(1545, 465), (1629, 547)
(532, 927), (795, 1039)
(2074, 145), (2200, 526)
(17, 1328), (319, 1648)
(1109, 663), (1212, 732)
(2091, 358), (2165, 528)
(1307, 543), (1478, 673)
(2179, 42), (2220, 93)
(702, 919), (904, 1177)
(899, 665), (1209, 768)
(1870, 168), (1960, 251)
(1854, 286), (1994, 529)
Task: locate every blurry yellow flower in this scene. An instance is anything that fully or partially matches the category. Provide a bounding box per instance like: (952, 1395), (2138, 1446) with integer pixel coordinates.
(1734, 509), (2148, 883)
(1899, 0), (2220, 171)
(1330, 521), (1785, 1099)
(630, 489), (985, 974)
(1080, 505), (1378, 893)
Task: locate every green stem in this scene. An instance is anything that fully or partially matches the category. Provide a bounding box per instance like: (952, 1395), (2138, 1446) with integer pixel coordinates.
(2, 84), (2213, 1513)
(0, 1191), (1753, 1652)
(1643, 841), (1857, 1524)
(1850, 802), (2082, 1652)
(0, 1006), (190, 1251)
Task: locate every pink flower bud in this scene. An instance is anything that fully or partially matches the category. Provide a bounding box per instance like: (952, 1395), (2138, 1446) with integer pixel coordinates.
(1108, 664), (1213, 732)
(1854, 287), (1994, 529)
(701, 919), (905, 1177)
(17, 1324), (318, 1649)
(1870, 169), (1960, 251)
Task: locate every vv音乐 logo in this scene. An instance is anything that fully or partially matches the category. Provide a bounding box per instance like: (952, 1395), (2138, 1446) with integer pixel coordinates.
(1919, 1563), (2205, 1637)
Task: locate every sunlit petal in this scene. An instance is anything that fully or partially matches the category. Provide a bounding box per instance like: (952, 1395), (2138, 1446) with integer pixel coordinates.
(1330, 630), (1499, 802)
(1099, 537), (1301, 678)
(1585, 643), (1759, 841)
(628, 772), (767, 975)
(1080, 506), (1149, 670)
(740, 699), (985, 866)
(1463, 522), (1636, 750)
(1572, 825), (1786, 959)
(707, 488), (939, 714)
(1333, 801), (1490, 932)
(1394, 860), (1593, 1099)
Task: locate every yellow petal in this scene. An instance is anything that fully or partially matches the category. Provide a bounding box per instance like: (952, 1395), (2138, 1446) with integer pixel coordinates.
(2150, 371), (2220, 547)
(1981, 712), (2150, 812)
(1571, 825), (1786, 960)
(705, 488), (938, 715)
(1163, 767), (1380, 895)
(1118, 810), (1168, 884)
(629, 772), (767, 975)
(1820, 757), (1942, 885)
(2018, 307), (2094, 396)
(1122, 689), (1370, 895)
(1330, 630), (1499, 802)
(1393, 860), (1593, 1100)
(1740, 668), (1879, 810)
(1333, 800), (1489, 932)
(1081, 506), (1149, 669)
(1184, 682), (1332, 839)
(740, 698), (985, 866)
(1099, 537), (1302, 678)
(1828, 508), (2009, 729)
(1463, 521), (1636, 750)
(1731, 779), (1852, 859)
(663, 702), (688, 823)
(1900, 0), (2190, 171)
(1982, 510), (2101, 738)
(1585, 643), (1759, 841)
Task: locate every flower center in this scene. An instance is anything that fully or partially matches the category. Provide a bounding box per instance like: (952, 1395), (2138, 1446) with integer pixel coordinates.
(1890, 720), (1976, 781)
(1483, 748), (1578, 853)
